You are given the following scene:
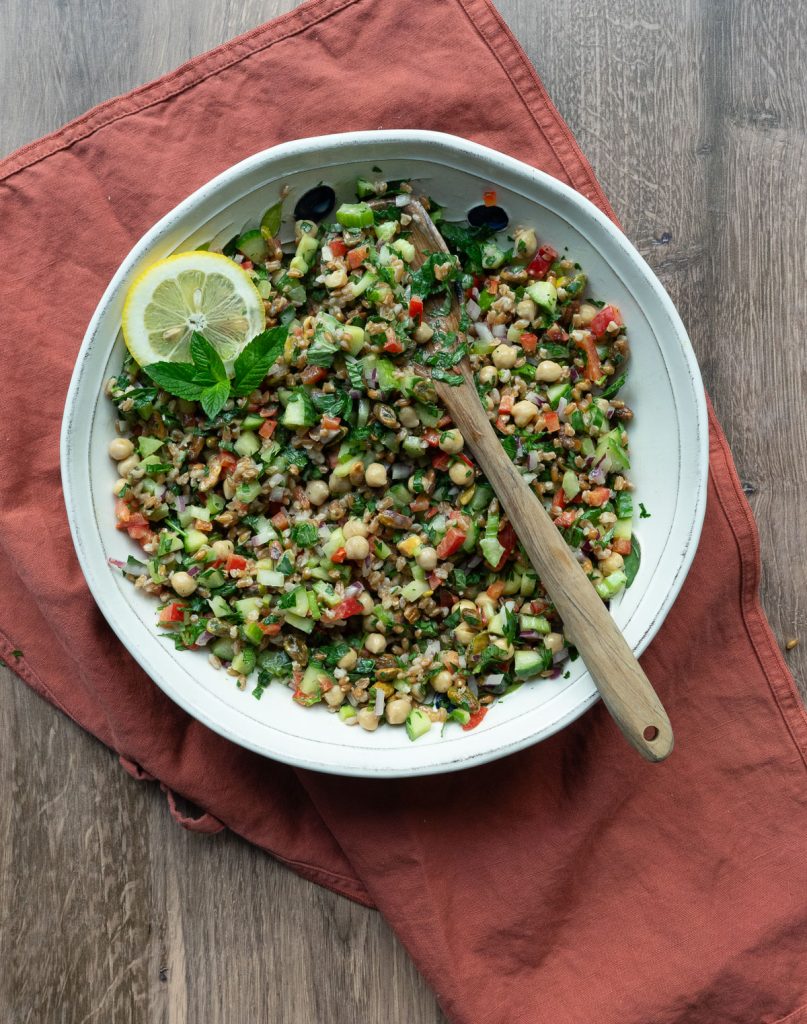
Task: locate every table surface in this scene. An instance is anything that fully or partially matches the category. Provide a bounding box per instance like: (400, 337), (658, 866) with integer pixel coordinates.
(2, 0), (805, 1020)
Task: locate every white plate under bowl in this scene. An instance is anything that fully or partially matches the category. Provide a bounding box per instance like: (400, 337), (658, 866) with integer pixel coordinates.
(61, 130), (708, 778)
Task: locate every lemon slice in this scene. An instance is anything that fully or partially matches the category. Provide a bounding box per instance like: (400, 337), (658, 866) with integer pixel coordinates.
(122, 251), (266, 367)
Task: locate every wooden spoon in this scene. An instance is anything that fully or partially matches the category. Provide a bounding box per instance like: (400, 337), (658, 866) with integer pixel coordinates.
(397, 198), (673, 762)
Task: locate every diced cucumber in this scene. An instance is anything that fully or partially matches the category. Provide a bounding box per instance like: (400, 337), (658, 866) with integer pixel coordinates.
(339, 704), (358, 722)
(186, 504), (210, 522)
(389, 483), (411, 508)
(342, 324), (365, 355)
(401, 579), (430, 603)
(562, 469), (580, 500)
(231, 647), (257, 675)
(593, 429), (630, 473)
(469, 483), (494, 513)
(391, 238), (416, 263)
(198, 568), (225, 589)
(405, 708), (432, 741)
(336, 202), (374, 228)
(480, 536), (505, 567)
(289, 227), (319, 277)
(506, 325), (524, 344)
(140, 454), (170, 476)
(595, 570), (628, 600)
(208, 595), (232, 619)
(236, 229), (269, 264)
(547, 382), (572, 409)
(373, 540), (392, 560)
(488, 610), (505, 636)
(323, 527), (345, 560)
(241, 413), (264, 431)
(514, 648), (550, 677)
(520, 573), (537, 597)
(355, 177), (375, 199)
(183, 529), (208, 554)
(313, 581), (342, 608)
(402, 435), (426, 459)
(481, 240), (507, 269)
(211, 638), (236, 662)
(234, 431), (260, 457)
(415, 402), (441, 427)
(241, 622), (264, 646)
(462, 521), (479, 553)
(137, 436), (163, 458)
(615, 492), (633, 519)
(235, 597), (262, 620)
(519, 613), (550, 634)
(237, 481), (262, 504)
(526, 280), (558, 315)
(257, 568), (285, 588)
(306, 590), (321, 620)
(284, 611), (314, 633)
(350, 270), (377, 298)
(281, 390), (317, 429)
(580, 437), (596, 458)
(614, 517), (633, 541)
(206, 493), (226, 515)
(374, 220), (397, 242)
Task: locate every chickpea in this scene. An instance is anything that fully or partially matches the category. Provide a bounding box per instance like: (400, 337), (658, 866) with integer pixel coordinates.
(328, 472), (352, 495)
(343, 518), (369, 540)
(478, 365), (498, 385)
(364, 462), (388, 488)
(449, 461), (474, 486)
(492, 637), (514, 659)
(365, 633), (387, 654)
(512, 400), (538, 428)
(398, 405), (420, 428)
(535, 360), (564, 383)
(323, 685), (346, 708)
(491, 344), (517, 369)
(385, 698), (411, 725)
(475, 592), (497, 621)
(544, 632), (565, 654)
(600, 552), (625, 576)
(440, 650), (460, 670)
(413, 322), (434, 343)
(454, 599), (479, 620)
(516, 297), (537, 321)
(577, 303), (598, 327)
(118, 453), (141, 478)
(358, 592), (375, 614)
(337, 649), (358, 670)
(438, 429), (464, 454)
(210, 539), (233, 560)
(345, 535), (370, 561)
(416, 546), (438, 571)
(357, 707), (380, 731)
(513, 226), (538, 260)
(453, 623), (477, 646)
(432, 670), (454, 693)
(324, 268), (347, 289)
(306, 479), (329, 506)
(109, 437), (135, 461)
(171, 571), (198, 597)
(348, 461), (366, 486)
(113, 478), (127, 495)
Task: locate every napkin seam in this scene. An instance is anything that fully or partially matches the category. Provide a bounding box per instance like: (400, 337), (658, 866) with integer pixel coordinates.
(707, 406), (807, 769)
(0, 0), (360, 184)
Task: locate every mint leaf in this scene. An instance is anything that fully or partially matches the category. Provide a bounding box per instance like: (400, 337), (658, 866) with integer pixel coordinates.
(143, 361), (206, 400)
(200, 380), (230, 420)
(261, 201), (283, 240)
(190, 333), (228, 384)
(232, 325), (288, 397)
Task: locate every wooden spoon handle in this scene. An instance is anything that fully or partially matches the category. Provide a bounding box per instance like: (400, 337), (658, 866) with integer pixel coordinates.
(437, 364), (674, 762)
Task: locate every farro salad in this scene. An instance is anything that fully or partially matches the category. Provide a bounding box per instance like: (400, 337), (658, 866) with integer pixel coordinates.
(107, 181), (638, 740)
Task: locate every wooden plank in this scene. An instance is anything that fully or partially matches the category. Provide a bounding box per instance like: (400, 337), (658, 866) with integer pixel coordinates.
(1, 0), (804, 1021)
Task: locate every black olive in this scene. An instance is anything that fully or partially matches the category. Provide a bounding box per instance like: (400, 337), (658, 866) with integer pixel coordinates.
(294, 185), (336, 222)
(467, 204), (509, 231)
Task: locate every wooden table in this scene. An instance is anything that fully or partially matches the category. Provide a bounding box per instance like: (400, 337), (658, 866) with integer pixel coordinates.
(1, 1), (804, 1020)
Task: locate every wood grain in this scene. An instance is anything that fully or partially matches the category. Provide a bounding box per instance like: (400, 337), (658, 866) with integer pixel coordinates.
(1, 0), (804, 1020)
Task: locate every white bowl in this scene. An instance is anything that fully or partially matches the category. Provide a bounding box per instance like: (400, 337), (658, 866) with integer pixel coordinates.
(61, 130), (708, 777)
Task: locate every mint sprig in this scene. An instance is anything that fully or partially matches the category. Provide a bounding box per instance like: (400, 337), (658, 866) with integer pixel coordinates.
(143, 325), (288, 419)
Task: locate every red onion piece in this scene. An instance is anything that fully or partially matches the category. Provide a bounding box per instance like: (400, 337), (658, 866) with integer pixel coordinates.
(466, 298), (481, 320)
(108, 558), (124, 568)
(196, 631), (213, 646)
(187, 565), (201, 577)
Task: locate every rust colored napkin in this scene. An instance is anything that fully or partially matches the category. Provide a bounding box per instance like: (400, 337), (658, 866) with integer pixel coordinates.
(1, 1), (806, 1021)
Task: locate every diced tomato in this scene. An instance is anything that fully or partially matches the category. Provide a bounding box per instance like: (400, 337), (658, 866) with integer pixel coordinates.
(258, 418), (277, 439)
(544, 410), (560, 433)
(383, 338), (404, 355)
(301, 364), (327, 385)
(574, 332), (602, 382)
(498, 394), (513, 416)
(551, 487), (568, 512)
(544, 323), (568, 343)
(553, 509), (577, 529)
(462, 706), (489, 731)
(226, 554), (247, 571)
(493, 522), (517, 572)
(329, 597), (364, 619)
(519, 332), (538, 353)
(487, 277), (499, 295)
(611, 538), (632, 556)
(587, 487), (612, 508)
(329, 239), (348, 258)
(431, 451), (451, 471)
(529, 601), (549, 616)
(423, 428), (441, 447)
(241, 259), (254, 271)
(456, 453), (474, 468)
(428, 572), (442, 591)
(330, 546), (347, 564)
(159, 603), (185, 624)
(271, 510), (289, 531)
(483, 189), (497, 206)
(410, 495), (430, 513)
(258, 621), (283, 636)
(321, 415), (341, 431)
(219, 452), (238, 476)
(435, 528), (467, 560)
(487, 580), (505, 600)
(526, 244), (558, 280)
(408, 297), (424, 323)
(495, 416), (510, 433)
(448, 509), (471, 530)
(424, 506), (439, 521)
(589, 304), (623, 340)
(347, 245), (369, 270)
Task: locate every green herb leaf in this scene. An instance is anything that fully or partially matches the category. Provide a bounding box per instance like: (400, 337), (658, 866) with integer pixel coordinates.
(600, 372), (627, 399)
(639, 503), (651, 519)
(232, 325), (288, 396)
(190, 333), (228, 384)
(623, 536), (641, 588)
(291, 522), (319, 548)
(142, 361), (206, 400)
(261, 200), (283, 240)
(200, 380), (230, 420)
